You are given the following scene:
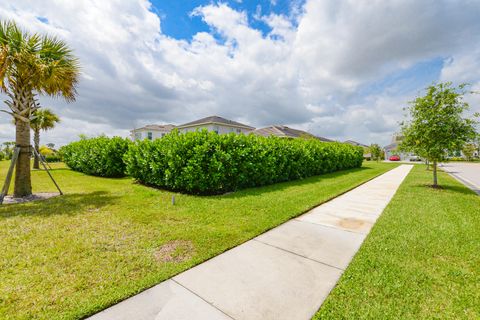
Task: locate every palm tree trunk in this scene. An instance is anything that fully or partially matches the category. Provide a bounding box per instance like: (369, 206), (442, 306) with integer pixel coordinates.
(14, 119), (32, 197)
(433, 160), (438, 187)
(33, 128), (40, 169)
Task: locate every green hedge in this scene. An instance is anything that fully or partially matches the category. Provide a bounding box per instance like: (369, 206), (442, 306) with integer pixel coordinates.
(60, 136), (130, 177)
(44, 154), (61, 163)
(124, 130), (363, 194)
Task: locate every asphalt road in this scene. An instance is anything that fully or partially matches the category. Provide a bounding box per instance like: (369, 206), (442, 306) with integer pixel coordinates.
(440, 162), (480, 195)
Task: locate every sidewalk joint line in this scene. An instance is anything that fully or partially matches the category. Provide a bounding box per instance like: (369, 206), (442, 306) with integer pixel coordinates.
(253, 238), (345, 271)
(171, 279), (237, 320)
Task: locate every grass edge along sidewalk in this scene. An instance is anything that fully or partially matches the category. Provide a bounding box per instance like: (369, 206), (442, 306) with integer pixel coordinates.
(314, 164), (480, 319)
(0, 161), (395, 319)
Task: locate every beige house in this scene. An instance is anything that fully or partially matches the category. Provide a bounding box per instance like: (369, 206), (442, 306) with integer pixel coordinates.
(131, 116), (335, 142)
(383, 134), (414, 160)
(130, 124), (175, 141)
(176, 116), (255, 134)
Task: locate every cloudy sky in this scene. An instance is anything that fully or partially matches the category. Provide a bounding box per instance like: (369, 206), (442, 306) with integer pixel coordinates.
(0, 0), (479, 146)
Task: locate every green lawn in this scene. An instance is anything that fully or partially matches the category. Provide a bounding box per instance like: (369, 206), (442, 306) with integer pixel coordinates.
(0, 161), (396, 319)
(315, 165), (480, 319)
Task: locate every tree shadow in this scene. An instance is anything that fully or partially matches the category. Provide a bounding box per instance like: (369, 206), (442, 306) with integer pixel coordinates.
(0, 191), (119, 219)
(412, 183), (477, 196)
(441, 184), (479, 195)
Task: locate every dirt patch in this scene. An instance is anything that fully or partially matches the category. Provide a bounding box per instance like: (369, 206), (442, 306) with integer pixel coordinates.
(338, 218), (365, 229)
(2, 192), (60, 205)
(154, 240), (194, 263)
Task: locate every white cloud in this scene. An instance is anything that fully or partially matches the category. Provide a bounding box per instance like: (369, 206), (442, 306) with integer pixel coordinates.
(0, 0), (479, 147)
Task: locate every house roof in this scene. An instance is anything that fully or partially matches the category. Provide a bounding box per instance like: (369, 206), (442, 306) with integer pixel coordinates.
(131, 124), (175, 132)
(344, 140), (369, 148)
(253, 125), (332, 142)
(177, 116), (255, 130)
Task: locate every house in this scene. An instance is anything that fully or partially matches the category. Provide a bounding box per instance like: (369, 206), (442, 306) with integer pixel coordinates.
(131, 124), (175, 141)
(176, 115), (255, 134)
(344, 140), (368, 148)
(344, 140), (373, 160)
(383, 134), (413, 160)
(253, 125), (332, 141)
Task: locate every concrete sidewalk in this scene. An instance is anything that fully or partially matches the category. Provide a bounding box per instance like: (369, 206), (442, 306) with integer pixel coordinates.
(89, 165), (413, 320)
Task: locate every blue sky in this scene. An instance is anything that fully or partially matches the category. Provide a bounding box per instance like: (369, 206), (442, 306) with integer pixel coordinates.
(0, 0), (479, 146)
(151, 0), (445, 104)
(151, 0), (301, 39)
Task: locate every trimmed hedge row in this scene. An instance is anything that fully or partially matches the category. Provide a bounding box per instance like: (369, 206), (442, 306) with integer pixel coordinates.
(124, 130), (363, 194)
(60, 136), (130, 177)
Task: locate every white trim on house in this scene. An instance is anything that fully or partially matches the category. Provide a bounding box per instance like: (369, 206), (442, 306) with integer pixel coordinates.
(130, 124), (175, 141)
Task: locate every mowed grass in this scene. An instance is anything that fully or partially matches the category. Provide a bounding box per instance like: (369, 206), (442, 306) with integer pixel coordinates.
(315, 165), (480, 319)
(0, 161), (396, 319)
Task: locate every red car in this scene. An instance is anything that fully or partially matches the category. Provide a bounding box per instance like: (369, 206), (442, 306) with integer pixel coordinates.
(389, 155), (400, 161)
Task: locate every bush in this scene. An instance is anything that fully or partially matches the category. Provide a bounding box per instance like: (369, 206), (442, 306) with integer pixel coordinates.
(44, 154), (61, 163)
(124, 130), (363, 194)
(60, 136), (131, 177)
(39, 145), (55, 156)
(449, 156), (479, 162)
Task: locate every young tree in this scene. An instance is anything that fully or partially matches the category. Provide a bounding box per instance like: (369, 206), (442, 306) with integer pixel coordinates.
(370, 143), (382, 162)
(1, 141), (15, 160)
(0, 21), (79, 197)
(462, 143), (477, 161)
(30, 108), (60, 169)
(401, 82), (478, 187)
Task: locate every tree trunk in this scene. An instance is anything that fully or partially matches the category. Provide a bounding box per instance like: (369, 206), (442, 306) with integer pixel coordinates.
(14, 119), (32, 197)
(433, 160), (438, 187)
(33, 128), (40, 169)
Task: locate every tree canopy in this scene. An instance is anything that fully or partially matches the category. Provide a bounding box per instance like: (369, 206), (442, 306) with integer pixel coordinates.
(400, 82), (478, 186)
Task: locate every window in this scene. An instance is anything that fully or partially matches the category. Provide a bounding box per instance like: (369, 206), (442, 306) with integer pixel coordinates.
(147, 132), (153, 140)
(161, 133), (165, 137)
(236, 128), (241, 134)
(134, 132), (141, 140)
(213, 125), (219, 134)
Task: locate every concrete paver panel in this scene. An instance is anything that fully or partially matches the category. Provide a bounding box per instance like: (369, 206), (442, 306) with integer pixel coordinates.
(88, 280), (231, 320)
(174, 240), (342, 320)
(255, 219), (366, 269)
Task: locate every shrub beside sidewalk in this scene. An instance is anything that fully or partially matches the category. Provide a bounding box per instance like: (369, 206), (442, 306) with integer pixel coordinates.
(124, 130), (363, 194)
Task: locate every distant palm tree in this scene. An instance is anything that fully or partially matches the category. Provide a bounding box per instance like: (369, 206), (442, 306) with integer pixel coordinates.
(0, 20), (79, 197)
(30, 108), (60, 169)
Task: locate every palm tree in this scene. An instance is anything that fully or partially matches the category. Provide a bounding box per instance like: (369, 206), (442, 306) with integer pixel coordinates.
(30, 108), (60, 169)
(0, 20), (79, 197)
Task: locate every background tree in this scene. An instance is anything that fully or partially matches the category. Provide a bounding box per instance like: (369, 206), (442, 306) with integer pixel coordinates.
(400, 82), (478, 187)
(370, 143), (382, 162)
(30, 108), (60, 169)
(1, 141), (15, 160)
(0, 20), (79, 197)
(462, 143), (477, 161)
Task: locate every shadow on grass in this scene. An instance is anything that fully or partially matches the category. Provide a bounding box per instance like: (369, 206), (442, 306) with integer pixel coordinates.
(0, 191), (119, 219)
(411, 183), (477, 196)
(32, 167), (71, 172)
(440, 184), (479, 196)
(197, 166), (373, 200)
